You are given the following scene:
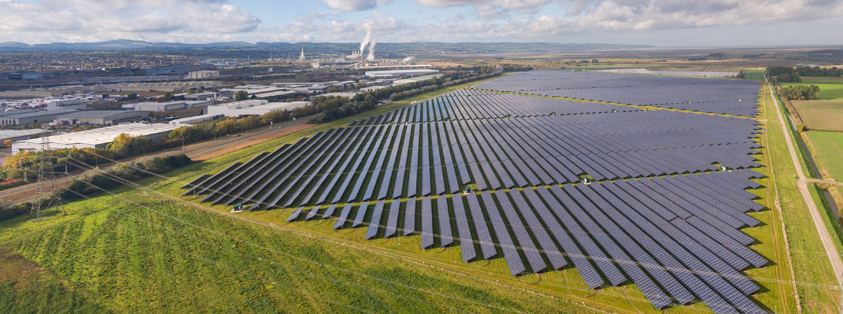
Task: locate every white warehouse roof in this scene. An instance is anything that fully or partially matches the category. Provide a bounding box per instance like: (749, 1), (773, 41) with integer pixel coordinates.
(11, 123), (186, 154)
(206, 100), (309, 117)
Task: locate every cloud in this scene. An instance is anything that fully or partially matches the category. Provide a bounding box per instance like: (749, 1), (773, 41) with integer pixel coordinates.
(270, 0), (843, 44)
(0, 0), (260, 43)
(321, 0), (391, 11)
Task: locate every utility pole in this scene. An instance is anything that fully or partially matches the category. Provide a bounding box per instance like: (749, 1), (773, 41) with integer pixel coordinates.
(31, 129), (64, 220)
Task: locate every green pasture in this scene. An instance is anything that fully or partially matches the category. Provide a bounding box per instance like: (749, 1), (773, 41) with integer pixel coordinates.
(782, 77), (843, 100)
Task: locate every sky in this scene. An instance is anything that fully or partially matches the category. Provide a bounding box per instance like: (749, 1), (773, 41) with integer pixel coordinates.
(1, 0), (842, 46)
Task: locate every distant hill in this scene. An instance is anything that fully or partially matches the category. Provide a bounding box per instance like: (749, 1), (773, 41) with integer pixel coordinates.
(0, 39), (649, 53)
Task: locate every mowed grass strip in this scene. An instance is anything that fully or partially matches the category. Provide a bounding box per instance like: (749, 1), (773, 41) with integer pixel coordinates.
(791, 100), (843, 131)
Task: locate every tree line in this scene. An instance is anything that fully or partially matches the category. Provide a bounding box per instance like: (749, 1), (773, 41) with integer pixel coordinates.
(781, 85), (821, 100)
(768, 66), (842, 78)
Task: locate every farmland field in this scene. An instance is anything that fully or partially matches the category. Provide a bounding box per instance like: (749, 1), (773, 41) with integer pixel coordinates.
(781, 77), (843, 100)
(791, 99), (843, 131)
(805, 131), (843, 211)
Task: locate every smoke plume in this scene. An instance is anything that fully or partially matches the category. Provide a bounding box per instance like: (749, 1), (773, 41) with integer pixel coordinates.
(360, 29), (371, 55)
(367, 38), (377, 61)
(402, 56), (414, 63)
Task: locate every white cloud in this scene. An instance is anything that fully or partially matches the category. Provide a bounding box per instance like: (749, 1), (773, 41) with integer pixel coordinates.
(0, 0), (260, 43)
(321, 0), (392, 11)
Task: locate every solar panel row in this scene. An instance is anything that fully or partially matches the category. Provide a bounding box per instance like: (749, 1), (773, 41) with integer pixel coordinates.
(277, 169), (765, 313)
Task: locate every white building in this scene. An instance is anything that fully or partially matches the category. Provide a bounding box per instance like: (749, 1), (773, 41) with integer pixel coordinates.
(45, 98), (88, 111)
(219, 85), (283, 98)
(188, 70), (220, 80)
(128, 100), (214, 112)
(206, 100), (309, 117)
(364, 69), (439, 78)
(169, 114), (223, 126)
(11, 123), (186, 154)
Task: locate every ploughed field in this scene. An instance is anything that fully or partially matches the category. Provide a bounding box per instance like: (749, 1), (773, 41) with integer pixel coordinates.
(184, 71), (769, 313)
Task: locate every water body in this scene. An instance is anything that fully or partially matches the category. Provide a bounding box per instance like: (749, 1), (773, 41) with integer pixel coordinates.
(590, 68), (739, 77)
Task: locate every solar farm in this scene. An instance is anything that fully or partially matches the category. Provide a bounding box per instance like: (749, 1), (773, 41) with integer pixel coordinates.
(471, 70), (761, 117)
(184, 71), (768, 313)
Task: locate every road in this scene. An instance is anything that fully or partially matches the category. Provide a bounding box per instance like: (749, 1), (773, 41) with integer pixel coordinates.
(0, 118), (310, 203)
(768, 76), (843, 286)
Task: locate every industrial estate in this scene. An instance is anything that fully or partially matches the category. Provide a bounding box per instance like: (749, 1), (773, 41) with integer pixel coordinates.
(1, 15), (842, 314)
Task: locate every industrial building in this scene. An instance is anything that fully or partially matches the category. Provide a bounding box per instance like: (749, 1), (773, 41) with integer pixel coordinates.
(188, 70), (220, 80)
(0, 110), (77, 126)
(11, 123), (185, 154)
(169, 114), (223, 126)
(55, 110), (147, 125)
(178, 91), (217, 100)
(146, 64), (215, 76)
(364, 69), (439, 78)
(0, 129), (47, 143)
(45, 98), (88, 111)
(219, 85), (282, 98)
(125, 100), (213, 112)
(206, 100), (309, 117)
(392, 74), (444, 86)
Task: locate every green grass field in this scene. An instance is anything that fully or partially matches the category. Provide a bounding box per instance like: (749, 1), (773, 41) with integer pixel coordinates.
(805, 131), (843, 180)
(781, 77), (843, 100)
(805, 131), (843, 215)
(791, 100), (843, 131)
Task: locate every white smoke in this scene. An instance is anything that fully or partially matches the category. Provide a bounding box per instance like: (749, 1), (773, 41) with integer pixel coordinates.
(366, 38), (377, 62)
(402, 56), (414, 63)
(360, 29), (371, 56)
(311, 61), (320, 69)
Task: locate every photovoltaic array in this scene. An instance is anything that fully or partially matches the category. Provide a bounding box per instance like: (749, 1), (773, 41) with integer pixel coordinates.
(471, 70), (761, 117)
(184, 71), (768, 313)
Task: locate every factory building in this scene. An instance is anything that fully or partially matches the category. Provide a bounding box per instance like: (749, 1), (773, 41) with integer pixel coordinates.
(45, 98), (88, 111)
(55, 110), (147, 126)
(125, 100), (214, 112)
(392, 74), (444, 86)
(169, 114), (223, 126)
(0, 129), (48, 143)
(0, 110), (77, 126)
(11, 123), (185, 154)
(206, 100), (309, 117)
(188, 70), (220, 80)
(364, 69), (439, 78)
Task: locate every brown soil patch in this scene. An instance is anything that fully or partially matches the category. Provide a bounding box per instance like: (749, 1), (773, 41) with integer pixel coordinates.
(191, 124), (314, 161)
(0, 246), (43, 283)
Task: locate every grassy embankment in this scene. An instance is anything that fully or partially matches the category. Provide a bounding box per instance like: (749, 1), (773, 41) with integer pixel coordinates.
(766, 80), (843, 313)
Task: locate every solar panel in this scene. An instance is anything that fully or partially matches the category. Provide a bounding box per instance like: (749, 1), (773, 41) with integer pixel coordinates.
(366, 201), (386, 239)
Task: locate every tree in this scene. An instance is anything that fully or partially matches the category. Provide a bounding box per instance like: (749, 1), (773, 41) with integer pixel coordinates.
(126, 93), (138, 100)
(107, 133), (134, 155)
(1, 139), (11, 147)
(781, 84), (820, 100)
(163, 92), (173, 101)
(214, 119), (238, 135)
(592, 59), (599, 64)
(355, 82), (366, 89)
(235, 91), (249, 101)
